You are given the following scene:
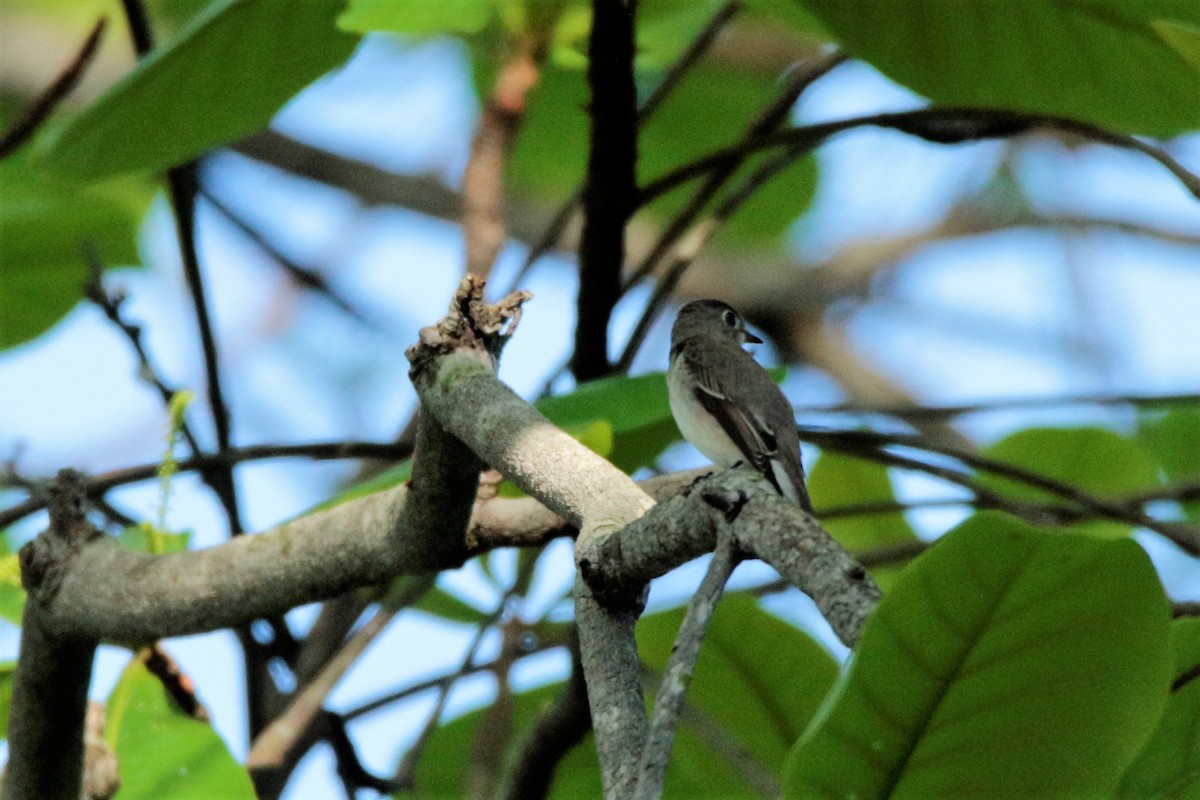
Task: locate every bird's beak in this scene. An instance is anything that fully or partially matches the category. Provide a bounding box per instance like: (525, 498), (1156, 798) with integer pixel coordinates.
(743, 331), (763, 344)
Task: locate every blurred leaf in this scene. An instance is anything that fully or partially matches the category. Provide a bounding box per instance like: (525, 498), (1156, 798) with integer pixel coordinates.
(784, 512), (1171, 799)
(536, 372), (681, 472)
(338, 0), (498, 35)
(0, 535), (26, 627)
(807, 452), (920, 589)
(118, 525), (191, 554)
(1155, 19), (1200, 71)
(0, 157), (150, 348)
(977, 427), (1160, 538)
(34, 0), (359, 180)
(0, 661), (15, 738)
(411, 585), (489, 624)
(797, 0), (1200, 135)
(106, 653), (255, 799)
(1140, 404), (1200, 525)
(1116, 616), (1200, 799)
(1141, 406), (1200, 482)
(417, 596), (835, 797)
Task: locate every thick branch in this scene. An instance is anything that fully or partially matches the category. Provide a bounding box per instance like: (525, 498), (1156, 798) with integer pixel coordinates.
(4, 472), (100, 800)
(574, 0), (639, 380)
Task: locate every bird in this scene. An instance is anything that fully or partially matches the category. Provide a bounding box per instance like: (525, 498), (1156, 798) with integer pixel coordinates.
(667, 299), (814, 513)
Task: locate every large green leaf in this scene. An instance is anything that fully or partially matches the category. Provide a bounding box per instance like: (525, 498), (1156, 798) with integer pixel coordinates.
(797, 0), (1200, 136)
(977, 426), (1160, 538)
(33, 0), (359, 180)
(783, 512), (1172, 799)
(806, 452), (920, 589)
(106, 653), (255, 799)
(1116, 616), (1200, 799)
(415, 596), (836, 797)
(0, 157), (150, 348)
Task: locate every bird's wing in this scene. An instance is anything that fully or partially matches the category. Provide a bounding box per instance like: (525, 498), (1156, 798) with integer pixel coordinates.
(682, 342), (814, 512)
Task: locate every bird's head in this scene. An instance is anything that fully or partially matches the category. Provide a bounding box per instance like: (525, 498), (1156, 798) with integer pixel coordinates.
(671, 299), (763, 347)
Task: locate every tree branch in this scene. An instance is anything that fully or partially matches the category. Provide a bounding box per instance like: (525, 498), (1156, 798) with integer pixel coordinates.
(633, 533), (739, 800)
(573, 0), (639, 380)
(4, 471), (101, 800)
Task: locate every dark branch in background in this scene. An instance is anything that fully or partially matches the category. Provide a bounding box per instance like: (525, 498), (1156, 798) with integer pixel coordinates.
(805, 428), (1200, 555)
(83, 249), (201, 455)
(198, 187), (369, 323)
(498, 634), (592, 800)
(639, 108), (1200, 206)
(319, 711), (400, 796)
(633, 533), (739, 800)
(0, 17), (107, 158)
(117, 0), (286, 742)
(462, 32), (542, 278)
(803, 391), (1200, 421)
(614, 51), (847, 372)
(506, 1), (742, 291)
(573, 0), (639, 381)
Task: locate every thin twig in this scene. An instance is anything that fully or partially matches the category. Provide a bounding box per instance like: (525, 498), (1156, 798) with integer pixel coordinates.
(198, 187), (369, 323)
(614, 52), (848, 372)
(801, 391), (1200, 421)
(0, 18), (108, 158)
(84, 250), (202, 455)
(506, 1), (742, 291)
(633, 535), (739, 800)
(639, 108), (1200, 207)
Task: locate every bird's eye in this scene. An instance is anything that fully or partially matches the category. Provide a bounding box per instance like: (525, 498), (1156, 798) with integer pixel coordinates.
(722, 309), (737, 327)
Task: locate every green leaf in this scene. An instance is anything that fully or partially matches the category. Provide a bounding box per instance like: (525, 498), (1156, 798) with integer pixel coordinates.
(411, 585), (489, 624)
(0, 533), (25, 627)
(338, 0), (497, 35)
(783, 512), (1172, 800)
(797, 0), (1200, 136)
(309, 459), (413, 514)
(807, 452), (920, 590)
(0, 660), (16, 738)
(106, 653), (255, 799)
(536, 372), (682, 472)
(0, 157), (150, 348)
(34, 0), (359, 180)
(1116, 617), (1200, 799)
(978, 426), (1160, 538)
(1155, 19), (1200, 71)
(118, 525), (191, 554)
(1140, 404), (1200, 525)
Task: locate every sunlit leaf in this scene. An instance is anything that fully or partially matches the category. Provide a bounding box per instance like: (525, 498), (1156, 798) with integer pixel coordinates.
(797, 0), (1200, 135)
(118, 525), (191, 554)
(106, 653), (255, 799)
(0, 157), (150, 348)
(34, 0), (359, 180)
(1155, 19), (1200, 71)
(784, 512), (1171, 799)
